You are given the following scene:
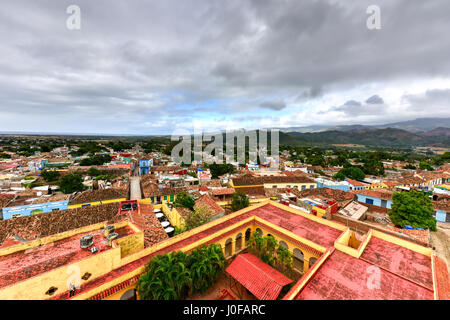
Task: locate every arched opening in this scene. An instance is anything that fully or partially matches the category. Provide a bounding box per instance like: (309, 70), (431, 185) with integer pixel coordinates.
(309, 257), (317, 268)
(279, 241), (288, 250)
(235, 233), (242, 252)
(225, 238), (233, 257)
(120, 289), (136, 300)
(267, 234), (273, 238)
(256, 228), (263, 237)
(293, 249), (304, 272)
(245, 228), (251, 243)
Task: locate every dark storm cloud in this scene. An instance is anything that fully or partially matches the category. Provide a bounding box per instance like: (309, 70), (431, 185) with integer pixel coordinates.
(260, 100), (286, 110)
(0, 0), (449, 133)
(366, 95), (384, 104)
(332, 98), (388, 116)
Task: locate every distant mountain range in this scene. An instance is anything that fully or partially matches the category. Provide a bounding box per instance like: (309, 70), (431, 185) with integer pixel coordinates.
(277, 117), (450, 134)
(278, 126), (450, 147)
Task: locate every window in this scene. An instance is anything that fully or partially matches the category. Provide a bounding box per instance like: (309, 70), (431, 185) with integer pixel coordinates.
(301, 185), (306, 190)
(310, 185), (314, 189)
(272, 185), (277, 188)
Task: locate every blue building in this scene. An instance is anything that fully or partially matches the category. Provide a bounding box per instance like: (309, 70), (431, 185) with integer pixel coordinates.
(139, 159), (153, 175)
(1, 200), (69, 220)
(315, 178), (350, 192)
(354, 191), (393, 209)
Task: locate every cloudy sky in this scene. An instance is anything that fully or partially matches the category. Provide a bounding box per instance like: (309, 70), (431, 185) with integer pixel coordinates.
(0, 0), (450, 135)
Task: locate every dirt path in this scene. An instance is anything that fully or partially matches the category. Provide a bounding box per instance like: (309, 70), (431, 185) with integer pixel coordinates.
(430, 223), (450, 274)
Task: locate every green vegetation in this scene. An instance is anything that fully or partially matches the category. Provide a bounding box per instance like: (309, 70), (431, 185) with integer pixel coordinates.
(208, 163), (235, 178)
(137, 244), (225, 300)
(186, 245), (226, 294)
(174, 192), (195, 211)
(187, 171), (197, 178)
(79, 154), (112, 166)
(184, 207), (211, 231)
(231, 192), (249, 211)
(247, 232), (293, 276)
(59, 173), (84, 194)
(388, 191), (437, 231)
(0, 153), (11, 159)
(41, 170), (61, 182)
(106, 141), (133, 152)
(333, 167), (366, 181)
(419, 161), (434, 171)
(70, 141), (107, 156)
(87, 167), (102, 177)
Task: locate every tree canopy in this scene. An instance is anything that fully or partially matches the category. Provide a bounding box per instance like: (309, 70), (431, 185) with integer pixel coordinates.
(388, 191), (437, 231)
(59, 173), (84, 194)
(137, 244), (225, 300)
(208, 163), (235, 178)
(41, 170), (61, 182)
(174, 192), (195, 211)
(231, 192), (249, 211)
(333, 166), (365, 181)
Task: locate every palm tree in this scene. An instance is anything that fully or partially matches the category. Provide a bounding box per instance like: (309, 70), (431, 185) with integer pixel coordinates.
(137, 251), (192, 300)
(187, 244), (225, 293)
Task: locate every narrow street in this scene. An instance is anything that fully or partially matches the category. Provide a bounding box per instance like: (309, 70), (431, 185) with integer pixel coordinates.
(129, 176), (142, 200)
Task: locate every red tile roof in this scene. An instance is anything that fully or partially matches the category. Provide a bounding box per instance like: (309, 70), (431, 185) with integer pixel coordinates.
(226, 253), (292, 300)
(211, 188), (235, 196)
(351, 189), (394, 200)
(345, 179), (368, 187)
(194, 194), (224, 216)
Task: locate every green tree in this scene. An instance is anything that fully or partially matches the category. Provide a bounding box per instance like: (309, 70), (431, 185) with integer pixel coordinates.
(59, 173), (84, 194)
(41, 170), (61, 182)
(333, 172), (346, 181)
(79, 154), (112, 166)
(174, 192), (195, 211)
(388, 191), (437, 231)
(184, 207), (211, 230)
(419, 161), (434, 171)
(87, 167), (102, 177)
(334, 167), (365, 181)
(186, 244), (225, 294)
(137, 251), (191, 300)
(208, 163), (235, 178)
(231, 192), (249, 211)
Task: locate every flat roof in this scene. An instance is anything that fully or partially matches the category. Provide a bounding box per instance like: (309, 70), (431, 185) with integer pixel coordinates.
(360, 236), (433, 289)
(0, 225), (135, 290)
(252, 204), (342, 248)
(295, 249), (434, 300)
